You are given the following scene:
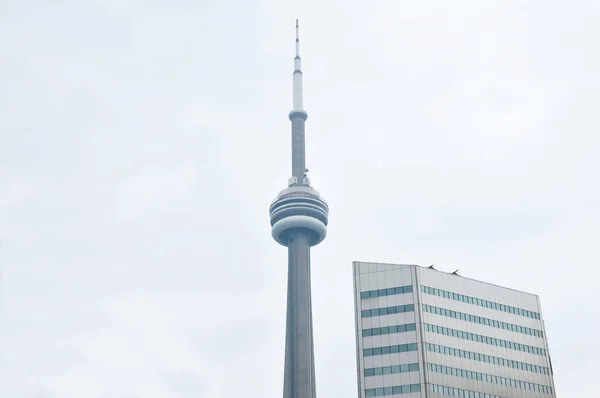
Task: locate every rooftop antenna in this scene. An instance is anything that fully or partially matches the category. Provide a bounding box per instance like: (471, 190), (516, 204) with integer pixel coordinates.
(293, 18), (303, 111)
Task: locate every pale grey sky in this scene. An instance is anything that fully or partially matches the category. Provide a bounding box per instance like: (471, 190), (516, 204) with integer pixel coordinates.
(1, 0), (598, 397)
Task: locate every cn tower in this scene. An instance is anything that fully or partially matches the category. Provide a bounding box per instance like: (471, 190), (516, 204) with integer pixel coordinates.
(269, 20), (329, 398)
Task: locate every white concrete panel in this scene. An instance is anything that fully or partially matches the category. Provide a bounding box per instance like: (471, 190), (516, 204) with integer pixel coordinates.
(393, 268), (406, 285)
(382, 373), (396, 386)
(361, 262), (370, 274)
(360, 273), (371, 290)
(382, 294), (415, 307)
(417, 266), (540, 311)
(366, 375), (385, 389)
(406, 351), (419, 363)
(393, 372), (418, 386)
(363, 356), (375, 369)
(368, 272), (379, 289)
(383, 313), (403, 327)
(388, 333), (400, 346)
(362, 332), (418, 350)
(383, 270), (395, 287)
(368, 262), (378, 273)
(409, 370), (420, 385)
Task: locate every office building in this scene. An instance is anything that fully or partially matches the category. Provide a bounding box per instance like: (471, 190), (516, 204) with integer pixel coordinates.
(353, 262), (556, 398)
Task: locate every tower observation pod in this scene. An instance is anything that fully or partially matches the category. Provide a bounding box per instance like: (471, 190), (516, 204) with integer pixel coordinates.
(268, 20), (329, 398)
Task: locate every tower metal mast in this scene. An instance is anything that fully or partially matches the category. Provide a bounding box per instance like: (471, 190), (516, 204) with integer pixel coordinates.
(269, 20), (329, 398)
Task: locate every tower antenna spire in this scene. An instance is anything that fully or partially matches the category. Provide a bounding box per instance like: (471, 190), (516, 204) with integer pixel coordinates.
(295, 19), (300, 56)
(293, 19), (303, 110)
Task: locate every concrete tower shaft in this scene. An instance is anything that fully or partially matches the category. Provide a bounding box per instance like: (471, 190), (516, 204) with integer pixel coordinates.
(269, 20), (328, 398)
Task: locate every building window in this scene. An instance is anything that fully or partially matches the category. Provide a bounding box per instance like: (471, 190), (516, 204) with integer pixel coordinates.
(365, 384), (421, 397)
(428, 384), (503, 398)
(362, 322), (417, 337)
(361, 304), (415, 318)
(420, 285), (541, 321)
(360, 285), (413, 300)
(364, 343), (418, 357)
(426, 363), (553, 395)
(364, 363), (419, 377)
(422, 304), (544, 340)
(424, 343), (551, 375)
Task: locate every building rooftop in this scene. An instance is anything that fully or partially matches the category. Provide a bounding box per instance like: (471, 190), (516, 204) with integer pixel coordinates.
(353, 260), (540, 297)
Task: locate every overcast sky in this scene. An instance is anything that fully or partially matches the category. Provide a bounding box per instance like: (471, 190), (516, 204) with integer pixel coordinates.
(1, 0), (598, 397)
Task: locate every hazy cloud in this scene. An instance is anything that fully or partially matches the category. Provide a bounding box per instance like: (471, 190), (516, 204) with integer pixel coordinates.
(1, 0), (598, 397)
